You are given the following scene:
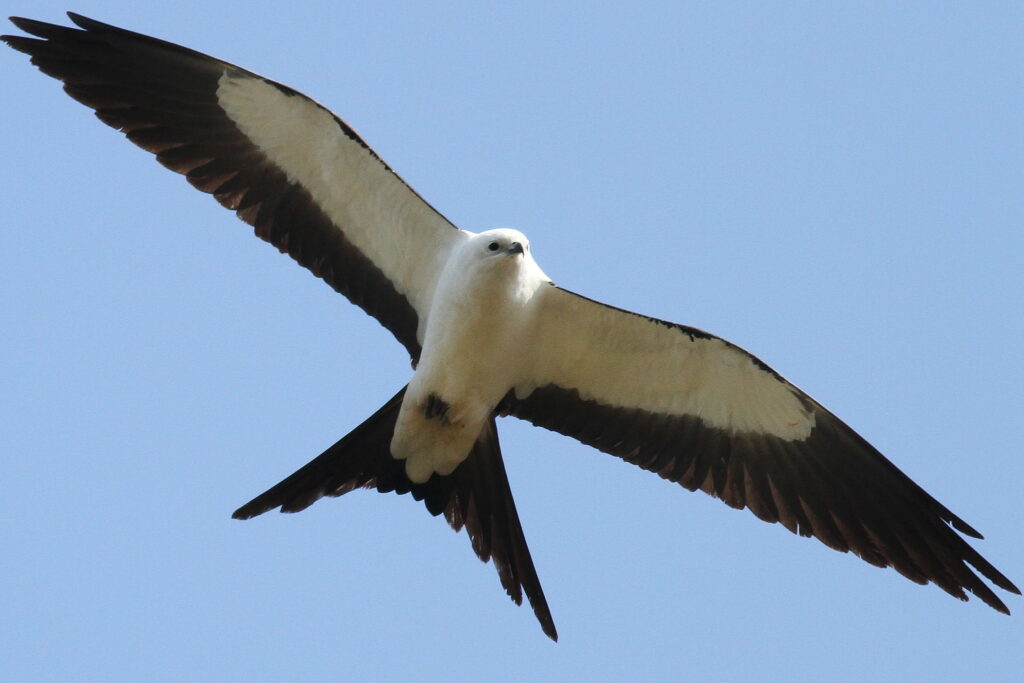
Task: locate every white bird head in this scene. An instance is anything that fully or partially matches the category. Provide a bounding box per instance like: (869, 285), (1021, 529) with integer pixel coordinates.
(473, 228), (531, 259)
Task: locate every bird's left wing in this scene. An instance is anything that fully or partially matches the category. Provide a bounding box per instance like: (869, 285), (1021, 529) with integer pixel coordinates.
(4, 13), (467, 359)
(505, 284), (1019, 612)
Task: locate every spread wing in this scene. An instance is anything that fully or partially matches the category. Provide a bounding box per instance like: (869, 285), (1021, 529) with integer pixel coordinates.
(3, 13), (467, 359)
(506, 284), (1020, 612)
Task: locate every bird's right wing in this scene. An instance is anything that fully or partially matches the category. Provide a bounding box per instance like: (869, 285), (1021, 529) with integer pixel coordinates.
(504, 284), (1019, 613)
(4, 13), (467, 359)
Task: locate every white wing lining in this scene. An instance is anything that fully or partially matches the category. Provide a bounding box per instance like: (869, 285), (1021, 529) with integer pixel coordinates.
(217, 73), (468, 331)
(518, 286), (816, 440)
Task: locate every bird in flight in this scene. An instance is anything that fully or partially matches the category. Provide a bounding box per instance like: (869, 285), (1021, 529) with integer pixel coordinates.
(5, 13), (1017, 641)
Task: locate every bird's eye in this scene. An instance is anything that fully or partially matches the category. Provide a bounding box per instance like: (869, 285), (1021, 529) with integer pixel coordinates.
(488, 241), (500, 252)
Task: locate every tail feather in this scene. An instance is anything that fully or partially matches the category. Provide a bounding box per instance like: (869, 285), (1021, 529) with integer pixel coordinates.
(232, 386), (557, 641)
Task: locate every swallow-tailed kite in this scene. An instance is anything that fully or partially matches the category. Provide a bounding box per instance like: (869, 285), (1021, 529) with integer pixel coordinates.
(4, 13), (1018, 641)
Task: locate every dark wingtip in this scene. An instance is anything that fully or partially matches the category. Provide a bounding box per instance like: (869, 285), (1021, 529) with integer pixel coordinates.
(3, 18), (43, 46)
(994, 575), (1021, 598)
(66, 12), (111, 32)
(231, 507), (257, 520)
(1001, 579), (1022, 598)
(950, 517), (984, 540)
(988, 597), (1011, 616)
(231, 500), (273, 520)
(8, 16), (41, 31)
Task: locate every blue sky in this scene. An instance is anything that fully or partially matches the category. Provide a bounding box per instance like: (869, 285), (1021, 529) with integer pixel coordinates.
(2, 2), (1021, 680)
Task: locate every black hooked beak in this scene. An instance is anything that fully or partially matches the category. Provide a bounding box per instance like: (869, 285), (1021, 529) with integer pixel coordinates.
(508, 241), (524, 255)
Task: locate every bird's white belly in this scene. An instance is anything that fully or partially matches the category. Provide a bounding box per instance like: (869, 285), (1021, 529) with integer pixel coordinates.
(390, 272), (536, 482)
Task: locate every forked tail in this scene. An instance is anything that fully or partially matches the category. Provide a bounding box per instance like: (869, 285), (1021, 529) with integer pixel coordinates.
(233, 386), (557, 640)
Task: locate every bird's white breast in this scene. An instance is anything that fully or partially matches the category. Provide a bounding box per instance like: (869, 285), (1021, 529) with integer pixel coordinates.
(391, 233), (548, 481)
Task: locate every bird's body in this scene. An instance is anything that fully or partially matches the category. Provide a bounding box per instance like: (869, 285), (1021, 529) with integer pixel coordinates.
(397, 229), (547, 482)
(4, 13), (1017, 641)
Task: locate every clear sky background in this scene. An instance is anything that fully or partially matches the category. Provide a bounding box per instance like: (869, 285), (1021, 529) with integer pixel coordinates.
(2, 2), (1021, 681)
